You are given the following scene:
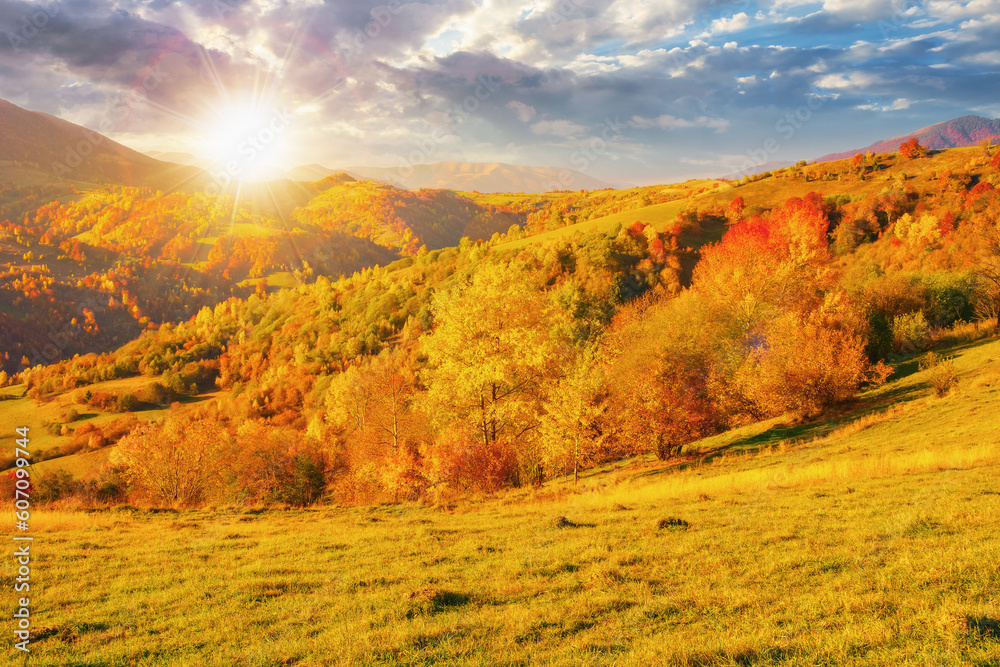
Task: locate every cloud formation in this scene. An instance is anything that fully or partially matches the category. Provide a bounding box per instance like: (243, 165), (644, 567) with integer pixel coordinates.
(1, 0), (998, 184)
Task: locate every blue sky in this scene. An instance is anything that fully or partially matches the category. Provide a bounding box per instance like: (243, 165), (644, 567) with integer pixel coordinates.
(1, 0), (998, 185)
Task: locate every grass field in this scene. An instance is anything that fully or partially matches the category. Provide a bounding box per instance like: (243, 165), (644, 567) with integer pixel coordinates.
(4, 336), (999, 665)
(496, 180), (732, 252)
(0, 377), (222, 478)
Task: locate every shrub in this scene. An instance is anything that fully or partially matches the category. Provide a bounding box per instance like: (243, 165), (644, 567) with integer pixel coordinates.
(457, 440), (521, 493)
(102, 414), (140, 445)
(919, 352), (958, 397)
(892, 311), (929, 353)
(35, 470), (77, 504)
(88, 391), (117, 411)
(273, 453), (327, 507)
(80, 466), (128, 504)
(111, 418), (227, 507)
(115, 393), (138, 412)
(138, 381), (174, 407)
(866, 311), (894, 361)
(742, 305), (878, 418)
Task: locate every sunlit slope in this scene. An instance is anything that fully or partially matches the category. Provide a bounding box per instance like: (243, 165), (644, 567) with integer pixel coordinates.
(20, 336), (1000, 666)
(498, 146), (988, 254)
(495, 179), (731, 251)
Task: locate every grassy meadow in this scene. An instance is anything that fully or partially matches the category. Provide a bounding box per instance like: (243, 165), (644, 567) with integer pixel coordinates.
(5, 337), (1000, 665)
(495, 179), (732, 252)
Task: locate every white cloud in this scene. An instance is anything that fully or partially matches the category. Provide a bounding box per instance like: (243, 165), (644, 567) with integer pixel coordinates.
(927, 0), (1000, 21)
(506, 101), (537, 122)
(628, 115), (730, 132)
(814, 71), (885, 91)
(707, 12), (749, 36)
(529, 119), (587, 136)
(857, 98), (912, 111)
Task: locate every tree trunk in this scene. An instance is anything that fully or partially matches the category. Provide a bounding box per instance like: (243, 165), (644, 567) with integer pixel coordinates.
(573, 436), (580, 485)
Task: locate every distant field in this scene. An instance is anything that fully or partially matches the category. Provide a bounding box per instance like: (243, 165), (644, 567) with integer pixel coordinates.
(196, 221), (280, 247)
(265, 271), (299, 288)
(11, 335), (1000, 665)
(0, 377), (223, 478)
(30, 446), (113, 477)
(496, 180), (732, 252)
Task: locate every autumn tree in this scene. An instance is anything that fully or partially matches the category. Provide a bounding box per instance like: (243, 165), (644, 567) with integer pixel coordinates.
(737, 294), (888, 417)
(727, 196), (745, 224)
(899, 137), (927, 160)
(976, 218), (1000, 328)
(111, 418), (227, 507)
(602, 292), (727, 459)
(693, 196), (832, 334)
(225, 421), (332, 507)
(422, 261), (567, 481)
(324, 348), (427, 502)
(538, 346), (606, 483)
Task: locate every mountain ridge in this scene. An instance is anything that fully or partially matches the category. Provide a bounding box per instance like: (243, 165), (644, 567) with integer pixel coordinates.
(815, 114), (1000, 162)
(0, 98), (206, 191)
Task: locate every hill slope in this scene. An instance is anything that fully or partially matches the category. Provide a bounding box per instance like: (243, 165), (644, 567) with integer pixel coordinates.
(18, 335), (1000, 664)
(816, 114), (1000, 162)
(0, 97), (206, 190)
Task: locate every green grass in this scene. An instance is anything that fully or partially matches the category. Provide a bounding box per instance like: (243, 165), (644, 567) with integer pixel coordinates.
(30, 446), (113, 478)
(496, 181), (731, 252)
(0, 376), (218, 477)
(265, 271), (299, 288)
(6, 337), (1000, 665)
(497, 200), (688, 252)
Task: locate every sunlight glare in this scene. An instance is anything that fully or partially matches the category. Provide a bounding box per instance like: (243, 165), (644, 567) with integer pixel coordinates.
(204, 102), (292, 182)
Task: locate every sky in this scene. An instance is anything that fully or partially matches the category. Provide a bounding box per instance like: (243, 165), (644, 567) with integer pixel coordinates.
(1, 0), (999, 185)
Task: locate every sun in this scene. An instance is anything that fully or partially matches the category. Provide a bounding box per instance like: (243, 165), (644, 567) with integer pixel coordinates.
(203, 102), (293, 182)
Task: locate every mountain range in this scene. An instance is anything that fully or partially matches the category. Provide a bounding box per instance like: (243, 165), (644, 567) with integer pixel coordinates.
(147, 154), (614, 194)
(2, 97), (998, 193)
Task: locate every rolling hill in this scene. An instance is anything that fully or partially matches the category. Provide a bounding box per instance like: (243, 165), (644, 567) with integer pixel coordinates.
(0, 97), (207, 191)
(10, 326), (1000, 665)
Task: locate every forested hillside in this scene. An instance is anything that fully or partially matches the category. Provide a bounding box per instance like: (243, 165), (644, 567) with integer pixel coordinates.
(0, 174), (694, 373)
(6, 140), (1000, 508)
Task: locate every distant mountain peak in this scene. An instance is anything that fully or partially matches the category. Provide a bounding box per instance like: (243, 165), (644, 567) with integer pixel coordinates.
(816, 114), (1000, 162)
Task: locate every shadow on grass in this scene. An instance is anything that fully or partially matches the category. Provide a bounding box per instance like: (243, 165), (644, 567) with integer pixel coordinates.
(405, 588), (475, 619)
(628, 419), (822, 481)
(599, 335), (1000, 488)
(966, 616), (1000, 639)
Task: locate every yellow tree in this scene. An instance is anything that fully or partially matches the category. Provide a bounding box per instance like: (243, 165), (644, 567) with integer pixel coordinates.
(539, 345), (606, 484)
(325, 348), (420, 451)
(111, 418), (227, 507)
(422, 262), (566, 455)
(325, 348), (427, 502)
